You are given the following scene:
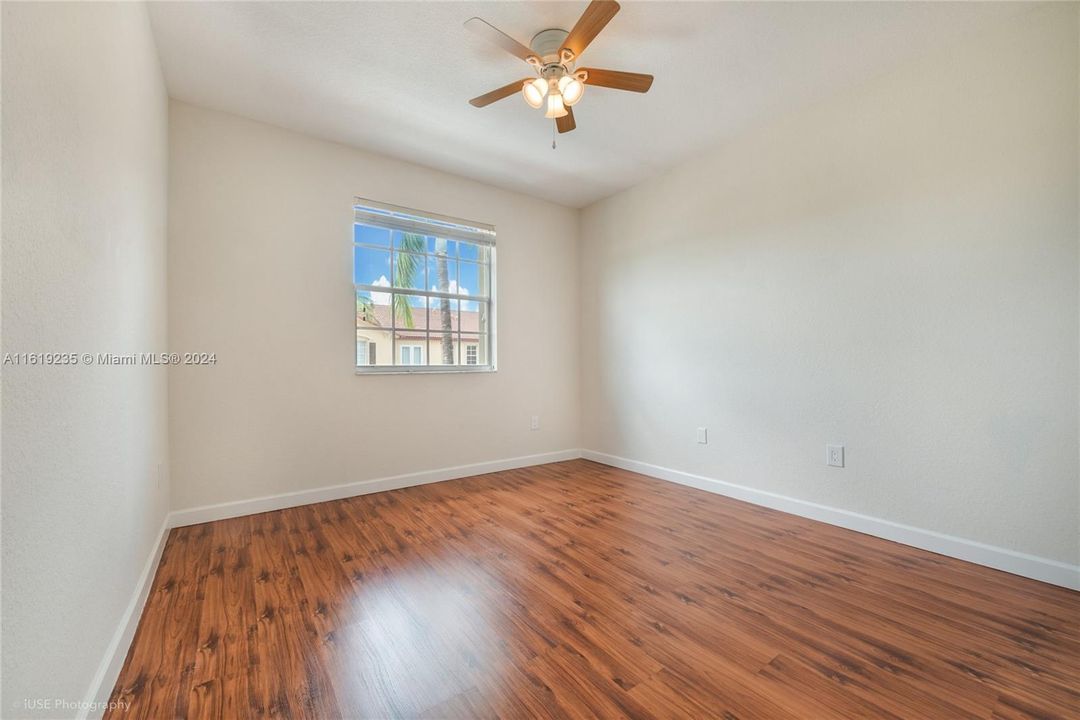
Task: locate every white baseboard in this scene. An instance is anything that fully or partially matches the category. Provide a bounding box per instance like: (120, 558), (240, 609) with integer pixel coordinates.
(169, 448), (583, 528)
(79, 514), (171, 720)
(582, 449), (1080, 591)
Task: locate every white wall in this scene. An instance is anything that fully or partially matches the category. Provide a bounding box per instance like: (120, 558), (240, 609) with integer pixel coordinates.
(167, 102), (580, 511)
(580, 5), (1079, 566)
(1, 1), (170, 715)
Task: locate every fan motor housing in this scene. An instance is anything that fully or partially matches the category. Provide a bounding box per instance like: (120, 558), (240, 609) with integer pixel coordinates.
(530, 28), (570, 63)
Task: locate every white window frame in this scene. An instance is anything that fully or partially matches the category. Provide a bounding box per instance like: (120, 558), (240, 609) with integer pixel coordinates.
(353, 198), (496, 374)
(398, 343), (424, 366)
(465, 343), (478, 366)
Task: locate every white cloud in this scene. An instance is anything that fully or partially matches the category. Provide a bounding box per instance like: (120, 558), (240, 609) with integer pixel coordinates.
(431, 281), (477, 311)
(370, 275), (391, 305)
(367, 277), (478, 312)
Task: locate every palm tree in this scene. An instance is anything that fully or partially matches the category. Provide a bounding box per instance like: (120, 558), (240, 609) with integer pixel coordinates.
(434, 238), (454, 363)
(390, 233), (454, 363)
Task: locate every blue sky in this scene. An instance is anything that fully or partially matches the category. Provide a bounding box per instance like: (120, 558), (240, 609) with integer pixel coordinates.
(353, 224), (485, 310)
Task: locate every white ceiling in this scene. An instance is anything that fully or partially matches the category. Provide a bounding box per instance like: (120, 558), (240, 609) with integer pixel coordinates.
(148, 1), (1028, 208)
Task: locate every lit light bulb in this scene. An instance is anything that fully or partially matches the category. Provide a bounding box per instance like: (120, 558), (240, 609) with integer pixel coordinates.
(558, 75), (585, 106)
(522, 77), (546, 109)
(544, 91), (568, 119)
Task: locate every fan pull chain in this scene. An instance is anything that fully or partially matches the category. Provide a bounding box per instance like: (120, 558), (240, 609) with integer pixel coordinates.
(552, 121), (557, 150)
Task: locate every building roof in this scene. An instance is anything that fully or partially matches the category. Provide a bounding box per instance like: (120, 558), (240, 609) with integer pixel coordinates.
(358, 303), (482, 337)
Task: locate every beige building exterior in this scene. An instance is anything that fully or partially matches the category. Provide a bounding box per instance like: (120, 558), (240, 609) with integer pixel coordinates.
(356, 303), (489, 368)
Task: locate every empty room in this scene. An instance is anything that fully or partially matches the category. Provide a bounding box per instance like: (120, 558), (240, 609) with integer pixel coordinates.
(2, 1), (1078, 718)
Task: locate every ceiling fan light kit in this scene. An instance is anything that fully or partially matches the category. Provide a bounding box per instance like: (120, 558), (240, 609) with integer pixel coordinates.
(466, 0), (654, 136)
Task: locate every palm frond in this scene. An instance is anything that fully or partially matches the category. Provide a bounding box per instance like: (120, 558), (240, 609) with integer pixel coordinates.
(393, 233), (426, 328)
(356, 294), (376, 325)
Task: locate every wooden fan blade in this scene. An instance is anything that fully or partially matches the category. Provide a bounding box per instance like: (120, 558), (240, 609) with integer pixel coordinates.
(469, 79), (531, 108)
(556, 107), (576, 133)
(563, 1), (620, 59)
(465, 17), (538, 63)
(580, 68), (653, 93)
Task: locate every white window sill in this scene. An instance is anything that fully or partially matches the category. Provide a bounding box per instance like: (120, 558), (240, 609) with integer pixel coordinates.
(355, 366), (496, 375)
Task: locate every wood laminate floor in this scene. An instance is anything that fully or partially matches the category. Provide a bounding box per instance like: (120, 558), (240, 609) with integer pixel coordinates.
(107, 460), (1079, 719)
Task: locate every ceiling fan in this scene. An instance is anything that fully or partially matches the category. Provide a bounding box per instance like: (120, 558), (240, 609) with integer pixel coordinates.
(465, 0), (653, 135)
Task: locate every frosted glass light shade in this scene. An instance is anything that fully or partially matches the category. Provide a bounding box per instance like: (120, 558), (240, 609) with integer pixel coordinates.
(558, 75), (585, 106)
(544, 92), (568, 118)
(522, 78), (546, 109)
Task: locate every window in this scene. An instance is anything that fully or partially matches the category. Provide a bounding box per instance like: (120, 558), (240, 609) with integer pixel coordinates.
(354, 199), (495, 373)
(399, 344), (423, 365)
(356, 336), (378, 366)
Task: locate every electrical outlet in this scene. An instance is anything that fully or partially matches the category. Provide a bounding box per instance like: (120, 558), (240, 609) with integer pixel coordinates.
(530, 415), (540, 431)
(696, 427), (708, 444)
(826, 444), (844, 468)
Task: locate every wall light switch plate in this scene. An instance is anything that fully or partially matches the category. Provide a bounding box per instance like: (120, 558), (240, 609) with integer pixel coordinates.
(530, 415), (540, 431)
(826, 444), (844, 468)
(697, 427), (708, 444)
